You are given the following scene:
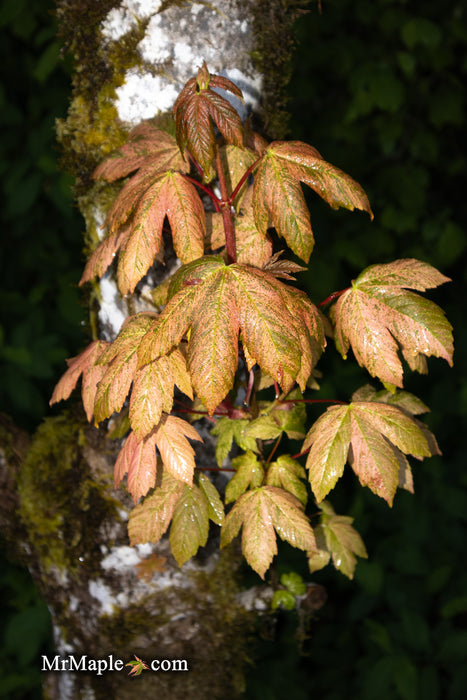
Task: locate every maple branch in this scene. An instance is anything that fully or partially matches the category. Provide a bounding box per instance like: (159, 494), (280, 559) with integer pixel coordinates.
(215, 146), (237, 264)
(196, 466), (236, 473)
(279, 398), (347, 406)
(244, 369), (255, 407)
(182, 174), (221, 212)
(318, 288), (348, 307)
(265, 433), (283, 465)
(229, 155), (263, 205)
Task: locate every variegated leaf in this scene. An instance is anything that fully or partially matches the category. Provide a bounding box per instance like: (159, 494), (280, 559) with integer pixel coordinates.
(333, 259), (453, 387)
(153, 414), (202, 485)
(303, 401), (435, 505)
(128, 472), (184, 545)
(114, 430), (158, 503)
(221, 486), (317, 579)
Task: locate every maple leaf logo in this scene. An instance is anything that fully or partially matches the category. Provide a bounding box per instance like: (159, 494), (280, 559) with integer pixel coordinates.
(125, 655), (149, 676)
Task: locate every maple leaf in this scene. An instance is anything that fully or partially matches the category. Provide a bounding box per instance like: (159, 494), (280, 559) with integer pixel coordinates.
(129, 473), (223, 564)
(266, 455), (308, 506)
(210, 417), (257, 466)
(235, 214), (273, 267)
(93, 121), (187, 182)
(221, 486), (317, 579)
(173, 62), (244, 180)
(129, 348), (192, 440)
(138, 259), (322, 413)
(153, 414), (202, 484)
(115, 171), (205, 294)
(129, 472), (184, 546)
(114, 430), (158, 503)
(308, 501), (367, 579)
(80, 225), (132, 286)
(225, 451), (265, 504)
(303, 401), (436, 505)
(333, 259), (453, 387)
(253, 141), (373, 262)
(197, 472), (224, 526)
(49, 340), (108, 421)
(169, 482), (210, 566)
(125, 655), (149, 677)
(93, 313), (157, 424)
(351, 384), (430, 416)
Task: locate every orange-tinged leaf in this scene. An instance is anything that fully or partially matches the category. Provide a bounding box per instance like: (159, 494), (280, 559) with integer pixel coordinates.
(230, 264), (302, 393)
(173, 63), (244, 180)
(303, 405), (352, 503)
(253, 141), (372, 261)
(114, 430), (158, 503)
(221, 486), (316, 579)
(351, 385), (430, 415)
(219, 144), (257, 209)
(129, 356), (174, 440)
(277, 284), (326, 389)
(253, 153), (314, 261)
(168, 347), (193, 400)
(186, 269), (239, 414)
(137, 286), (196, 366)
(116, 172), (205, 294)
(93, 123), (187, 182)
(94, 314), (156, 423)
(333, 259), (453, 387)
(135, 553), (168, 580)
(169, 483), (210, 566)
(304, 401), (435, 505)
(235, 215), (273, 267)
(80, 226), (131, 285)
(268, 141), (373, 218)
(128, 472), (184, 545)
(50, 340), (108, 409)
(129, 348), (192, 440)
(153, 414), (202, 485)
(105, 164), (165, 234)
(205, 212), (225, 251)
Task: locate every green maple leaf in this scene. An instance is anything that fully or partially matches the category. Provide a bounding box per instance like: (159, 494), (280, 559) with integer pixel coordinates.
(332, 259), (453, 387)
(266, 455), (308, 506)
(225, 451), (265, 504)
(308, 500), (367, 580)
(221, 485), (317, 579)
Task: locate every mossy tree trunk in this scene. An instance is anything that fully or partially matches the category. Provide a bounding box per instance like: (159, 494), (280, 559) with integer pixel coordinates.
(0, 2), (309, 698)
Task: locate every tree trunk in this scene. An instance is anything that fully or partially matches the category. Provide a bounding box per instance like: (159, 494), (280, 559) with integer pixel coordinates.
(0, 2), (308, 698)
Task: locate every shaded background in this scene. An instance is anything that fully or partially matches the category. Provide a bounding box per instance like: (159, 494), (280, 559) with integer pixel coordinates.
(1, 0), (466, 698)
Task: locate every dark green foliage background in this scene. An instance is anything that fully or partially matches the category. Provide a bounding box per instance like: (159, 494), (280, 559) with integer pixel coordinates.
(0, 0), (466, 698)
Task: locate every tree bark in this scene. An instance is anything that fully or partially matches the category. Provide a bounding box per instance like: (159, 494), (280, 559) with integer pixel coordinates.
(0, 2), (309, 698)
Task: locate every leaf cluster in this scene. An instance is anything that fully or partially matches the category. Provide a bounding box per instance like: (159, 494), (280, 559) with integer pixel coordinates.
(51, 64), (453, 580)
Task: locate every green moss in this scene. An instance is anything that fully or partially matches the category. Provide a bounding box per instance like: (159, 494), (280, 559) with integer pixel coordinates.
(18, 409), (120, 575)
(248, 0), (312, 139)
